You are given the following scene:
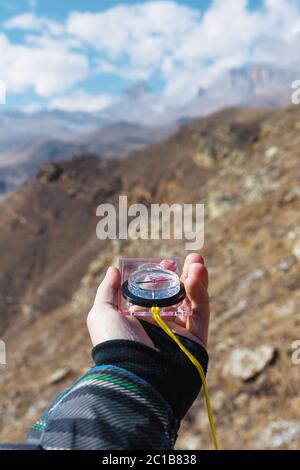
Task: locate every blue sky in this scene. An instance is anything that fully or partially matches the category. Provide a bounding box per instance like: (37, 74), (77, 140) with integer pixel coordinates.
(0, 0), (299, 112)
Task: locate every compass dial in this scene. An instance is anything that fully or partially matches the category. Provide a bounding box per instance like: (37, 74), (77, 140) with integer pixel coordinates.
(128, 263), (181, 300)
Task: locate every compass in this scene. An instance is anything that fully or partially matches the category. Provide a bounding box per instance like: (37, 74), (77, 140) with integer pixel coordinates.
(121, 263), (186, 308)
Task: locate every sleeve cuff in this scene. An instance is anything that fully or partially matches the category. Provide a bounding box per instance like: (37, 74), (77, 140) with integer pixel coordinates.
(92, 334), (209, 422)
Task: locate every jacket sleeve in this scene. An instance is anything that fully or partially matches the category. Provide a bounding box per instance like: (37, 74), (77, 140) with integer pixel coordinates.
(1, 322), (208, 450)
(26, 363), (178, 450)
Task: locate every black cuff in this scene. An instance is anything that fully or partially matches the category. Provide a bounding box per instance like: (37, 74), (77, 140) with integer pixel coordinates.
(92, 321), (208, 422)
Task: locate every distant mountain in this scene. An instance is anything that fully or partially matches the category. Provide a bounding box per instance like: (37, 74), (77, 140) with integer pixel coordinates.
(0, 63), (297, 196)
(0, 138), (89, 195)
(180, 64), (296, 119)
(0, 109), (104, 154)
(98, 64), (297, 125)
(0, 121), (176, 195)
(99, 81), (174, 126)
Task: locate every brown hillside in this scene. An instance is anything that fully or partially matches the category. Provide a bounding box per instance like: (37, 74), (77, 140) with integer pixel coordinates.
(0, 106), (300, 449)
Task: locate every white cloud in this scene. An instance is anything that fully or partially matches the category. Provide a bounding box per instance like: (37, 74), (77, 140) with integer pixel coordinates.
(24, 33), (83, 50)
(66, 3), (199, 57)
(48, 90), (113, 112)
(0, 33), (89, 97)
(291, 18), (300, 35)
(65, 0), (300, 103)
(97, 59), (151, 81)
(2, 0), (300, 107)
(4, 13), (63, 36)
(22, 102), (43, 113)
(160, 0), (300, 101)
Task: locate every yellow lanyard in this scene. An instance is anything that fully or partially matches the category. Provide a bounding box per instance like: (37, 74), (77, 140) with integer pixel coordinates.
(151, 306), (219, 450)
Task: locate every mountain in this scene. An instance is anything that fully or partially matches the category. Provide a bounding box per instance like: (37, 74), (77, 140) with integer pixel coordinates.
(0, 109), (103, 195)
(99, 64), (297, 125)
(99, 81), (173, 126)
(0, 63), (296, 197)
(0, 120), (176, 195)
(0, 105), (299, 448)
(100, 64), (297, 126)
(180, 64), (297, 119)
(0, 109), (104, 154)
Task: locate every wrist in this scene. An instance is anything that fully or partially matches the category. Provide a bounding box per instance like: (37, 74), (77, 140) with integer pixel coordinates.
(92, 331), (209, 422)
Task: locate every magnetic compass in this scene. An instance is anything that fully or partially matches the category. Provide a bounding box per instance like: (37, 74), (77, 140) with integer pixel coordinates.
(121, 263), (186, 308)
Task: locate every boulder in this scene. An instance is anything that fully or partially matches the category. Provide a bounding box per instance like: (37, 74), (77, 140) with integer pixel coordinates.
(223, 346), (276, 381)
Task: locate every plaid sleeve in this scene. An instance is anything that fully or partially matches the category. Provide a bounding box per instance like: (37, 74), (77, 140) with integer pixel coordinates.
(27, 365), (178, 450)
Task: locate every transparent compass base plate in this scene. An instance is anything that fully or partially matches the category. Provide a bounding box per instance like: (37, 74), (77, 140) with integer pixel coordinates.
(118, 257), (192, 317)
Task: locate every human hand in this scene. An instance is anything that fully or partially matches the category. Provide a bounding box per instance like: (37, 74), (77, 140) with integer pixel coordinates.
(87, 253), (210, 349)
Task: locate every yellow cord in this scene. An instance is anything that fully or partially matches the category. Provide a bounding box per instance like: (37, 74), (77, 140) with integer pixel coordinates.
(151, 305), (219, 450)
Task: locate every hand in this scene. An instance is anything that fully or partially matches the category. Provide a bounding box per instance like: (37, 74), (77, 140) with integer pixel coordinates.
(87, 253), (210, 350)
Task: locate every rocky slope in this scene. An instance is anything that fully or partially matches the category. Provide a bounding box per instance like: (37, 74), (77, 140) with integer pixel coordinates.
(0, 106), (299, 449)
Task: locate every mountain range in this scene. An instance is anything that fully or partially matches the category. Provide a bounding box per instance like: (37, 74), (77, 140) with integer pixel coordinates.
(0, 63), (297, 196)
(0, 120), (176, 196)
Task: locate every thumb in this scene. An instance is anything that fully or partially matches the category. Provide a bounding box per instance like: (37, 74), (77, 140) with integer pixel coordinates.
(94, 266), (121, 310)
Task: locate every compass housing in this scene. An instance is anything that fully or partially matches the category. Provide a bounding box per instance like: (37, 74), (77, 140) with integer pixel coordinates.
(118, 257), (192, 316)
